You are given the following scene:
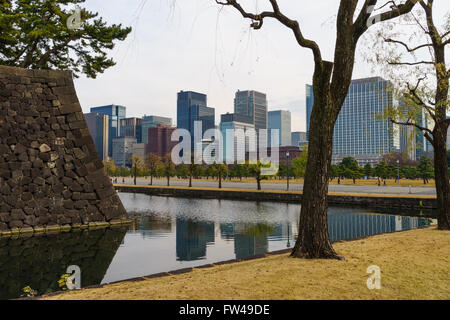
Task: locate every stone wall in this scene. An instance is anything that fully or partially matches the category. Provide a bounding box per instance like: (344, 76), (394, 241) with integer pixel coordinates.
(0, 66), (128, 232)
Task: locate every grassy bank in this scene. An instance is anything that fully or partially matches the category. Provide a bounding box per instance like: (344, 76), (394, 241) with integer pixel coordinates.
(43, 227), (449, 300)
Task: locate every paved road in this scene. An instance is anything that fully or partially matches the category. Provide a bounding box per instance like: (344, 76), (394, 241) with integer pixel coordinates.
(113, 177), (436, 196)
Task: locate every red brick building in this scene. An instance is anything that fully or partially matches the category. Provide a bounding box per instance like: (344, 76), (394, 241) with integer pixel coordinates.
(146, 125), (178, 158)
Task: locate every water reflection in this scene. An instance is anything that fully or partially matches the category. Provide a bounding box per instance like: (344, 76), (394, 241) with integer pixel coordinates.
(176, 219), (215, 261)
(0, 193), (435, 299)
(0, 227), (127, 300)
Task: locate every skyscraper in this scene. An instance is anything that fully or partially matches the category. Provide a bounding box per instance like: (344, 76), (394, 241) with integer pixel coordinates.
(332, 77), (399, 165)
(146, 124), (178, 158)
(120, 117), (142, 143)
(141, 115), (172, 145)
(220, 113), (255, 164)
(305, 84), (314, 141)
(291, 131), (308, 150)
(268, 110), (292, 146)
(234, 90), (268, 133)
(84, 112), (109, 160)
(307, 77), (401, 166)
(112, 136), (136, 168)
(90, 104), (126, 157)
(177, 91), (215, 149)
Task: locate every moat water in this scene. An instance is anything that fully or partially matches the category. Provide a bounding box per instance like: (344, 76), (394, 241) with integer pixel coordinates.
(0, 193), (435, 299)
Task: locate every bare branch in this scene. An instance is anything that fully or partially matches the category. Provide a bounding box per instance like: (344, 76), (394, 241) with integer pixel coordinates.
(391, 118), (433, 135)
(384, 38), (432, 52)
(215, 0), (322, 63)
(354, 0), (420, 39)
(388, 60), (434, 66)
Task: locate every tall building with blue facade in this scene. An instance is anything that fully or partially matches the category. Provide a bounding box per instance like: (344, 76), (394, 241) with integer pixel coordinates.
(305, 84), (314, 141)
(84, 112), (109, 161)
(306, 77), (400, 166)
(120, 117), (142, 143)
(177, 91), (215, 147)
(90, 104), (126, 158)
(268, 110), (292, 147)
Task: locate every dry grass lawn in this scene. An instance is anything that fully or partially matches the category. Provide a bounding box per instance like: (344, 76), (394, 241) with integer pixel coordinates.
(44, 227), (449, 300)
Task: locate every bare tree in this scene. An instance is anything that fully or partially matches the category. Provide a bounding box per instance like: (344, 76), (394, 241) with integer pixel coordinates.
(215, 0), (419, 259)
(365, 0), (449, 229)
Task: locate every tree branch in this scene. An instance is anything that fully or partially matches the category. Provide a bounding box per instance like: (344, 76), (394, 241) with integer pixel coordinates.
(214, 0), (322, 63)
(354, 0), (420, 39)
(391, 118), (433, 135)
(388, 60), (434, 65)
(384, 37), (432, 52)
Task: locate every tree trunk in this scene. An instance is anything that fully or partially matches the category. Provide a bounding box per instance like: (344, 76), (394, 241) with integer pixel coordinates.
(257, 178), (261, 190)
(219, 174), (222, 189)
(189, 174), (192, 188)
(291, 61), (343, 260)
(150, 174), (153, 185)
(167, 176), (170, 186)
(433, 128), (450, 230)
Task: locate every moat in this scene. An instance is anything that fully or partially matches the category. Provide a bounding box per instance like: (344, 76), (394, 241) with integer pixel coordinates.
(0, 193), (435, 299)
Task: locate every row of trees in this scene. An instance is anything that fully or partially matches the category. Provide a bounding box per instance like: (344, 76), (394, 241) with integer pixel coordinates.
(330, 156), (437, 184)
(103, 150), (311, 190)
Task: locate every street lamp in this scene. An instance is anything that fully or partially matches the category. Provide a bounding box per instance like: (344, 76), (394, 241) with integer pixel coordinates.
(286, 151), (290, 191)
(397, 159), (400, 185)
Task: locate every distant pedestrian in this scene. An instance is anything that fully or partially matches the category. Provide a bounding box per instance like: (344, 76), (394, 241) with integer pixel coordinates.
(122, 178), (125, 184)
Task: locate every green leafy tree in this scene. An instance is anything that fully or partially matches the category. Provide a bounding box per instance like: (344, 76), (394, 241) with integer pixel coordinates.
(291, 146), (308, 178)
(363, 163), (373, 178)
(330, 165), (340, 181)
(375, 161), (388, 185)
(102, 157), (116, 177)
(417, 156), (434, 184)
(340, 157), (361, 184)
(213, 162), (228, 189)
(145, 153), (161, 186)
(162, 154), (175, 186)
(248, 160), (271, 191)
(130, 155), (145, 186)
(0, 0), (131, 78)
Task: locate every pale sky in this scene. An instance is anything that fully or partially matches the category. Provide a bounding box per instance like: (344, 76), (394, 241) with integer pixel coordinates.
(74, 0), (448, 132)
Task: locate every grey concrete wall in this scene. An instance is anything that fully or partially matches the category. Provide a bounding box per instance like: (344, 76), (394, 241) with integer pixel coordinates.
(0, 66), (128, 232)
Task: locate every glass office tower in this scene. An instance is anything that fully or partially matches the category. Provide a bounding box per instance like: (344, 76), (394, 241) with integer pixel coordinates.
(268, 110), (292, 146)
(306, 77), (400, 166)
(84, 112), (109, 160)
(177, 91), (215, 143)
(90, 104), (126, 157)
(234, 90), (268, 132)
(332, 77), (399, 156)
(141, 115), (172, 145)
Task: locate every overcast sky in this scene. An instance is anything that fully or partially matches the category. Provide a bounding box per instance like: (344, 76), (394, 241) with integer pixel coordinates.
(74, 0), (448, 132)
